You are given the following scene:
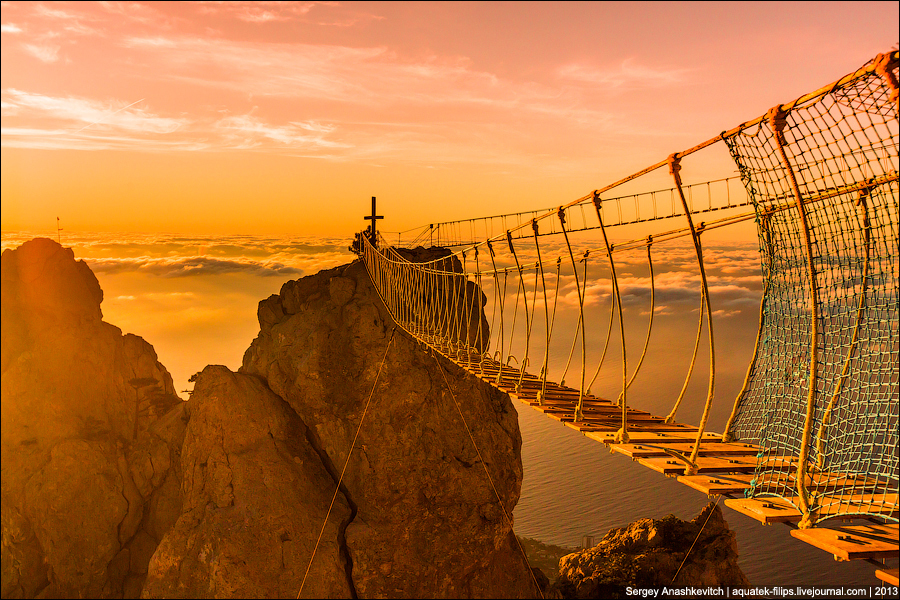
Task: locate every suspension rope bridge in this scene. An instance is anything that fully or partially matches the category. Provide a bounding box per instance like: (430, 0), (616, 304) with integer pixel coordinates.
(352, 51), (900, 584)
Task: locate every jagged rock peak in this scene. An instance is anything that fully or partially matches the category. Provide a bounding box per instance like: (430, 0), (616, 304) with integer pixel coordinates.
(1, 237), (103, 325)
(1, 238), (186, 599)
(148, 256), (539, 598)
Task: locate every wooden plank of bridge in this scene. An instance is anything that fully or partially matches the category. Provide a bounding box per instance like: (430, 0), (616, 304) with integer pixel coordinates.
(583, 430), (722, 444)
(678, 473), (755, 495)
(724, 495), (900, 525)
(609, 442), (760, 459)
(678, 472), (891, 497)
(789, 523), (899, 561)
(567, 420), (704, 433)
(876, 568), (899, 586)
(638, 454), (792, 475)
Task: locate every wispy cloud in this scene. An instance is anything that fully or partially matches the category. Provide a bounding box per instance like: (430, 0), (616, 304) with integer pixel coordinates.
(558, 58), (693, 89)
(214, 113), (347, 150)
(21, 43), (60, 63)
(1, 23), (23, 34)
(1, 90), (353, 152)
(195, 1), (379, 27)
(96, 1), (164, 25)
(33, 4), (82, 21)
(1, 3), (690, 163)
(3, 89), (182, 133)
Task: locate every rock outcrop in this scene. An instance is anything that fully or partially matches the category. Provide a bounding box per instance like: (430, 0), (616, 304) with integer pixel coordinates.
(142, 365), (352, 599)
(554, 502), (750, 598)
(146, 253), (539, 598)
(1, 239), (186, 599)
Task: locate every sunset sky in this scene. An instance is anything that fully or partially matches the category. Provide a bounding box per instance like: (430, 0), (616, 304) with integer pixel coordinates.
(2, 1), (898, 236)
(2, 7), (896, 580)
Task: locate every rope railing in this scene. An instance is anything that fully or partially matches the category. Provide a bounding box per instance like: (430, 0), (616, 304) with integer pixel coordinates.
(399, 176), (750, 249)
(355, 50), (899, 531)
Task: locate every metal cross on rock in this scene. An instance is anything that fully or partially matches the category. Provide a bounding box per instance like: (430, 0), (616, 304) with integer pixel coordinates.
(364, 196), (383, 247)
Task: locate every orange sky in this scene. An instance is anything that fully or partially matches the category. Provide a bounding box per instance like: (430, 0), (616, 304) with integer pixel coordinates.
(2, 1), (898, 236)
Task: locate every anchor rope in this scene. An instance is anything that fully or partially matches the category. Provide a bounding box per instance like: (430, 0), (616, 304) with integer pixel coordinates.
(298, 328), (397, 598)
(672, 494), (722, 585)
(430, 350), (546, 599)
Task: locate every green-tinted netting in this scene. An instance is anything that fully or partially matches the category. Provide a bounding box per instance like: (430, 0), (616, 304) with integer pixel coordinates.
(725, 57), (898, 524)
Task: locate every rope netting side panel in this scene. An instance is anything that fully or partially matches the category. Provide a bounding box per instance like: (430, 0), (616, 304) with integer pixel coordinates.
(724, 55), (899, 525)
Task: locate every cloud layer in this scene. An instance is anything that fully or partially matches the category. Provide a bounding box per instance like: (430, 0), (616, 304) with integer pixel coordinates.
(0, 232), (353, 278)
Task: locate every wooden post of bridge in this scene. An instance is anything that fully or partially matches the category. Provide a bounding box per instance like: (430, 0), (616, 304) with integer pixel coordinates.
(364, 196), (383, 248)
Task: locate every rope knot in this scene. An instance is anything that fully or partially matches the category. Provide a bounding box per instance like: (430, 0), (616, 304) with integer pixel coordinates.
(874, 52), (899, 107)
(593, 191), (606, 226)
(506, 230), (515, 254)
(557, 206), (567, 226)
(767, 105), (789, 145)
(486, 240), (495, 256)
(856, 181), (873, 208)
(668, 153), (683, 186)
(531, 218), (539, 235)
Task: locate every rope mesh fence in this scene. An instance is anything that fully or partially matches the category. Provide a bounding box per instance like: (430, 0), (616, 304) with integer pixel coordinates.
(725, 54), (899, 526)
(354, 51), (899, 529)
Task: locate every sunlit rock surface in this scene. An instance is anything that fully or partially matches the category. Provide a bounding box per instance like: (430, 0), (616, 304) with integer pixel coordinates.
(553, 502), (750, 598)
(147, 253), (538, 598)
(141, 365), (353, 599)
(1, 238), (186, 599)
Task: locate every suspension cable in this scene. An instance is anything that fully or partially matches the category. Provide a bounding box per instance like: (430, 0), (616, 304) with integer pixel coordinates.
(559, 207), (589, 422)
(668, 154), (716, 476)
(768, 105), (819, 529)
(532, 220), (551, 404)
(592, 192), (629, 442)
(617, 238), (656, 405)
(430, 350), (545, 599)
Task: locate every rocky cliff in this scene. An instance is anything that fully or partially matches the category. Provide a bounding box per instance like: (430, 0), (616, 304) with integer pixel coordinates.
(1, 238), (186, 598)
(553, 502), (750, 598)
(1, 238), (538, 598)
(144, 254), (539, 598)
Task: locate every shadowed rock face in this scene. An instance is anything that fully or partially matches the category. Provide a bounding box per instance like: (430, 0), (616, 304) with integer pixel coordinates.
(553, 502), (750, 598)
(147, 255), (538, 598)
(1, 239), (186, 599)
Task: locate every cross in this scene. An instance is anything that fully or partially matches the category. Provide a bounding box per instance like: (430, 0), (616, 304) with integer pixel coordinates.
(363, 196), (383, 246)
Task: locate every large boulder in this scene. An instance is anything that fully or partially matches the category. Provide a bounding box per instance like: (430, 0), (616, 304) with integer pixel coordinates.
(1, 239), (186, 599)
(554, 502), (750, 598)
(153, 254), (538, 598)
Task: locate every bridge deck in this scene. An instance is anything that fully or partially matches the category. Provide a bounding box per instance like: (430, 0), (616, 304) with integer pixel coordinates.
(422, 336), (899, 579)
